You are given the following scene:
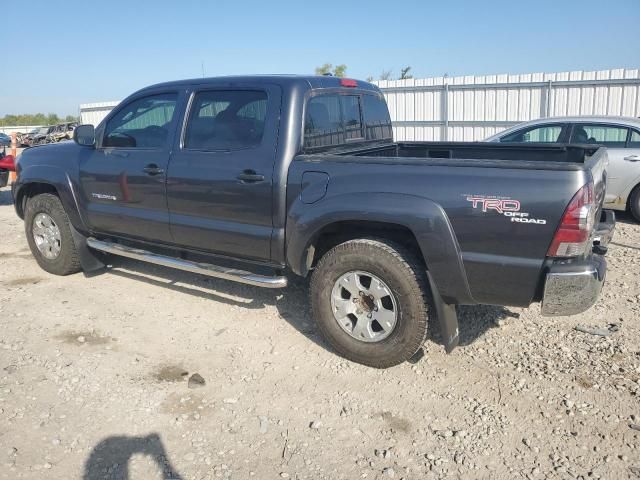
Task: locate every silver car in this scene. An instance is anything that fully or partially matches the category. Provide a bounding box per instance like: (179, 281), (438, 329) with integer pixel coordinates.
(485, 116), (640, 221)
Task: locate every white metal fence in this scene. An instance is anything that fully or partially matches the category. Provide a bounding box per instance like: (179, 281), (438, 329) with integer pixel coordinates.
(0, 125), (42, 135)
(374, 68), (640, 141)
(77, 69), (640, 141)
(79, 101), (120, 126)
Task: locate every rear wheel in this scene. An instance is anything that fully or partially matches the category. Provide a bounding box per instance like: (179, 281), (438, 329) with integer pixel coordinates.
(629, 185), (640, 223)
(24, 193), (81, 275)
(310, 238), (431, 368)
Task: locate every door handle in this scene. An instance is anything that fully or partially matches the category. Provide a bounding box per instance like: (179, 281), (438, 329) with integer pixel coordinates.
(237, 170), (265, 183)
(143, 164), (165, 175)
(624, 155), (640, 162)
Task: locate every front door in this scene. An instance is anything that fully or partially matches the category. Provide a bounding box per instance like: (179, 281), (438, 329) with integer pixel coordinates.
(166, 85), (281, 262)
(78, 91), (181, 242)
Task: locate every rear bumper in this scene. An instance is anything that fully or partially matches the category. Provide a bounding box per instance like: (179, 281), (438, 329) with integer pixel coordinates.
(541, 256), (606, 316)
(541, 210), (614, 317)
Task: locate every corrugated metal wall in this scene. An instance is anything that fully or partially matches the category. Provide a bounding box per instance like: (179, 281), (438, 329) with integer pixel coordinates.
(80, 69), (640, 139)
(375, 68), (640, 141)
(79, 101), (120, 126)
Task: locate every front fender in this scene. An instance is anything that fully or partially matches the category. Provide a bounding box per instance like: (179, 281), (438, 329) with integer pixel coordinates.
(13, 164), (86, 232)
(286, 191), (475, 305)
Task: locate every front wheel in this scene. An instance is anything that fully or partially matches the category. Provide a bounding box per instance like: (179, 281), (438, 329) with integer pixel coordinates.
(310, 238), (432, 368)
(24, 193), (81, 275)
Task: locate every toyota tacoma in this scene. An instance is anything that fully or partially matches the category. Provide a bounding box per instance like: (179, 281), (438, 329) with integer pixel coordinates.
(12, 75), (615, 367)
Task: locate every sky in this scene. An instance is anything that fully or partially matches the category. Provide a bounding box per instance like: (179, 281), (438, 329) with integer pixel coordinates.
(2, 0), (639, 116)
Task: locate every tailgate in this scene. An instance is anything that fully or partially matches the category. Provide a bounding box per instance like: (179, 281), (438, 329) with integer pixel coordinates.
(584, 146), (609, 216)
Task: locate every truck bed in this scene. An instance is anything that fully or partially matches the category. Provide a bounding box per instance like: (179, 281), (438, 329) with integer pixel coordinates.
(291, 142), (608, 308)
(337, 142), (601, 166)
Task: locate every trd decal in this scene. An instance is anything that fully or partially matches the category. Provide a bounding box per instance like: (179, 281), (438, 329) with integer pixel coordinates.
(465, 195), (547, 225)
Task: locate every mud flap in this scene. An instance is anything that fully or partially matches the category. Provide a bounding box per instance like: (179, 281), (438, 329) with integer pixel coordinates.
(69, 224), (105, 273)
(427, 271), (459, 353)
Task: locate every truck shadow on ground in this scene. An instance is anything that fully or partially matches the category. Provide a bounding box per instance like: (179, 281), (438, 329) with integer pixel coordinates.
(99, 256), (515, 355)
(83, 433), (183, 479)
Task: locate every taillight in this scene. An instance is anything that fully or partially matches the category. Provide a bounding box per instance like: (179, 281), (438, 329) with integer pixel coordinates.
(547, 183), (596, 257)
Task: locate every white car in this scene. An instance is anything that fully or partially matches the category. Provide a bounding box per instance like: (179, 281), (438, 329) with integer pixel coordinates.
(486, 116), (640, 221)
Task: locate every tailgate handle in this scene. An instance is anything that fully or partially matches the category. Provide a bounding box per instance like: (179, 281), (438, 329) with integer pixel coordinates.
(624, 155), (640, 162)
(237, 170), (265, 183)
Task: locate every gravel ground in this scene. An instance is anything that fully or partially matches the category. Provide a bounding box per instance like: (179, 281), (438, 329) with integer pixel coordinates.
(0, 186), (638, 480)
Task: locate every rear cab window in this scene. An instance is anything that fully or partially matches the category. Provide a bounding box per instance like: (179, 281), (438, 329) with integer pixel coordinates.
(304, 92), (392, 149)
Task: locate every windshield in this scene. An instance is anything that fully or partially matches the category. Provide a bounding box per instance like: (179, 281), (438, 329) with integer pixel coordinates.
(37, 127), (50, 134)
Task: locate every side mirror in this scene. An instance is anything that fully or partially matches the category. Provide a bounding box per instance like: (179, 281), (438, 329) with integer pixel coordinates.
(73, 124), (96, 147)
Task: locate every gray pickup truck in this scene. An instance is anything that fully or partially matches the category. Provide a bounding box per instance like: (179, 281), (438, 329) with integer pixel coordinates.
(12, 75), (615, 368)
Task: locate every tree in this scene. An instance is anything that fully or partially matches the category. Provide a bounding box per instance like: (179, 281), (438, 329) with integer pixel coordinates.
(0, 113), (78, 127)
(332, 64), (347, 78)
(315, 63), (333, 76)
(399, 66), (413, 80)
(366, 76), (374, 82)
(379, 70), (393, 81)
(314, 64), (348, 78)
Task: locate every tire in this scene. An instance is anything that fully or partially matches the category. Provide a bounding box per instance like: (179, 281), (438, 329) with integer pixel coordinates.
(310, 238), (431, 368)
(629, 185), (640, 223)
(24, 193), (81, 275)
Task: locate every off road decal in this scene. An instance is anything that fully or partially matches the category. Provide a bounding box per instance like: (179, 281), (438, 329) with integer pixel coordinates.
(464, 194), (547, 225)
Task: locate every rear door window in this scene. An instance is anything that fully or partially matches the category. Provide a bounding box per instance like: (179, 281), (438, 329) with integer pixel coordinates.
(500, 124), (565, 143)
(629, 130), (640, 148)
(571, 124), (629, 147)
(184, 90), (268, 150)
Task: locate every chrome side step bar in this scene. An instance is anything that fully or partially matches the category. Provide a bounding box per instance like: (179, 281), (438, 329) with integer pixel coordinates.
(86, 237), (288, 289)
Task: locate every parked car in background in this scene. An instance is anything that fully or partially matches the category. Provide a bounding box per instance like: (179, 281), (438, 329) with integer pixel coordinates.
(0, 132), (11, 146)
(49, 122), (78, 143)
(29, 126), (56, 146)
(486, 116), (640, 221)
(0, 147), (16, 187)
(18, 129), (40, 147)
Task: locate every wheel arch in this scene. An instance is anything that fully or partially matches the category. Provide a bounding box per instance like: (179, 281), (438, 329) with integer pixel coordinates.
(14, 166), (87, 232)
(286, 192), (475, 305)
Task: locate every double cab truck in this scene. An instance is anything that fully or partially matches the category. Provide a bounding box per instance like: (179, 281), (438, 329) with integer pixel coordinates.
(12, 75), (615, 368)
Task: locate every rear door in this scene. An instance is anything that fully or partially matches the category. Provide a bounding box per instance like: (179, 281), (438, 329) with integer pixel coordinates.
(78, 91), (181, 242)
(569, 123), (633, 204)
(166, 84), (281, 262)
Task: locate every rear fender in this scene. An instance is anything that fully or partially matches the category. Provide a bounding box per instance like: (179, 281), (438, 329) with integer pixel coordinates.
(286, 192), (475, 305)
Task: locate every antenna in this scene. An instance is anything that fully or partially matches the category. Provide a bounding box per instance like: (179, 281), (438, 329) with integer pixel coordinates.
(201, 61), (205, 78)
